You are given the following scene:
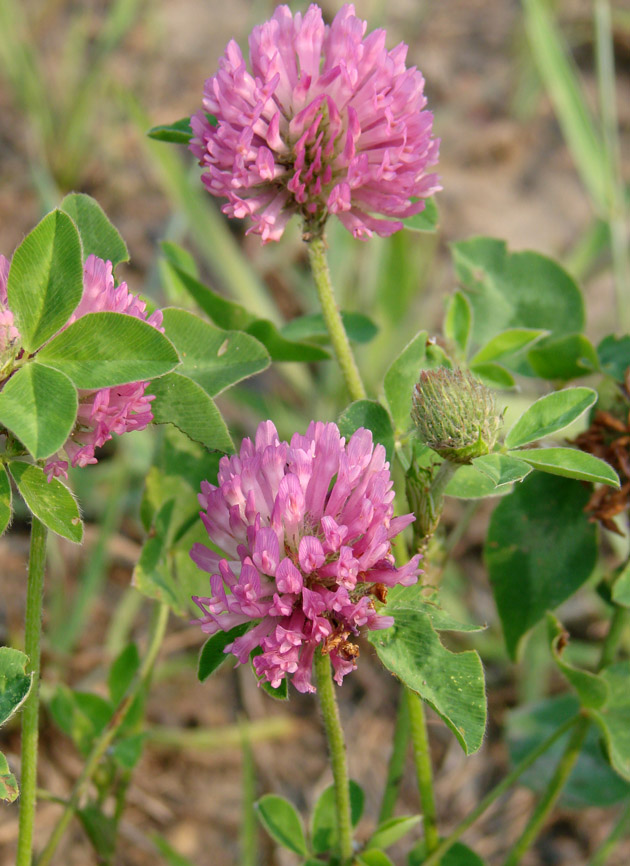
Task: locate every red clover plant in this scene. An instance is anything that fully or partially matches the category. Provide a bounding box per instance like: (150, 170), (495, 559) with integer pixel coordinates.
(1, 4), (628, 866)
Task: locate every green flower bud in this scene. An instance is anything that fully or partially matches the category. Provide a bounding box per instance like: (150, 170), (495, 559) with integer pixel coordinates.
(411, 367), (503, 464)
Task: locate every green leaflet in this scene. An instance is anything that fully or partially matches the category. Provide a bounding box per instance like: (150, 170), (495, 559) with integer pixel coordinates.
(60, 193), (129, 267)
(590, 662), (630, 782)
(310, 780), (364, 854)
(149, 373), (234, 454)
(36, 311), (180, 389)
(507, 695), (630, 807)
(0, 465), (12, 537)
(255, 794), (308, 856)
(0, 647), (33, 726)
(444, 292), (472, 359)
(383, 331), (428, 433)
(512, 447), (619, 487)
(452, 238), (584, 362)
(338, 400), (395, 464)
(7, 210), (83, 352)
(547, 614), (608, 709)
(0, 362), (77, 460)
(198, 626), (248, 682)
(485, 472), (597, 659)
(402, 197), (439, 232)
(9, 461), (83, 543)
(160, 307), (270, 397)
(504, 387), (597, 449)
(0, 751), (19, 803)
(369, 585), (486, 754)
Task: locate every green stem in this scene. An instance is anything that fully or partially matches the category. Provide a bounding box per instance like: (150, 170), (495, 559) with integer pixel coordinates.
(410, 459), (458, 546)
(588, 609), (630, 866)
(378, 689), (411, 824)
(313, 649), (353, 865)
(594, 0), (630, 331)
(589, 802), (630, 866)
(426, 461), (458, 537)
(420, 714), (580, 866)
(442, 501), (479, 559)
(16, 518), (48, 866)
(503, 716), (590, 866)
(598, 605), (629, 672)
(36, 602), (169, 866)
(240, 732), (258, 866)
(430, 461), (458, 504)
(112, 772), (131, 831)
(106, 770), (133, 866)
(35, 790), (69, 807)
(306, 234), (366, 403)
(407, 690), (439, 855)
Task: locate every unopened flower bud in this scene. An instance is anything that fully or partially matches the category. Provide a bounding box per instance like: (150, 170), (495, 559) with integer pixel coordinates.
(411, 367), (503, 464)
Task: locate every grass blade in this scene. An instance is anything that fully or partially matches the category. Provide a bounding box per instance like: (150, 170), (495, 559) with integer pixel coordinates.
(522, 0), (610, 213)
(594, 0), (630, 330)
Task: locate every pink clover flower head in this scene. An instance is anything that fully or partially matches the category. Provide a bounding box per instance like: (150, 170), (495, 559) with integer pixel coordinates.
(191, 420), (421, 693)
(190, 3), (440, 243)
(44, 254), (164, 480)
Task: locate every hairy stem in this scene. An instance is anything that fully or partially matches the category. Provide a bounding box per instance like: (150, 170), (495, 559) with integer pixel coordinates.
(313, 649), (353, 864)
(16, 518), (48, 866)
(378, 689), (411, 824)
(407, 690), (439, 855)
(306, 234), (366, 403)
(37, 602), (169, 866)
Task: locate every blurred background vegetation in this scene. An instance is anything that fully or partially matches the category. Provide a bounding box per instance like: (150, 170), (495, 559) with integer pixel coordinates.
(0, 1), (629, 864)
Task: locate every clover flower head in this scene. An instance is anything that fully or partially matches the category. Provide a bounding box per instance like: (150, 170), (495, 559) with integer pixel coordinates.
(0, 251), (163, 480)
(190, 3), (440, 243)
(191, 420), (420, 693)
